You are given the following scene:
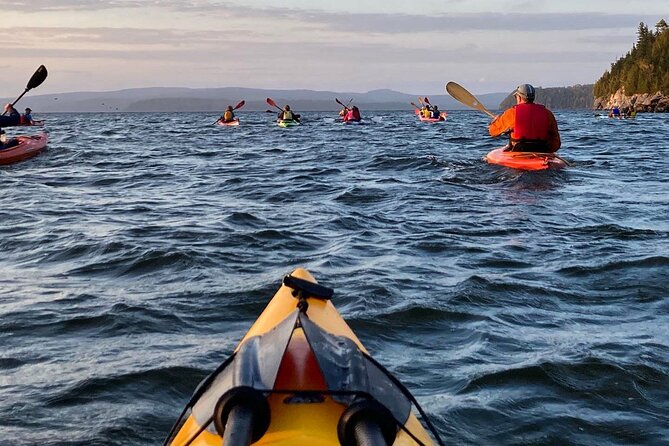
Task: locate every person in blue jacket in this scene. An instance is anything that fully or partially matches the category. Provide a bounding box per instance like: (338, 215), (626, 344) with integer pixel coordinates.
(21, 107), (35, 124)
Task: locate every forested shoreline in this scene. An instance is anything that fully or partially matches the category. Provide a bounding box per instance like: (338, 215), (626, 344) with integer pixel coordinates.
(593, 19), (669, 113)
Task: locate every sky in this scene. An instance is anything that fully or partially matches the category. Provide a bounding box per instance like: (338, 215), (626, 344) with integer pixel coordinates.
(0, 0), (667, 98)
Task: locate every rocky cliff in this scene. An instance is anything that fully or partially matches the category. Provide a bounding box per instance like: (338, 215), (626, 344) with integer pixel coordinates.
(593, 88), (669, 113)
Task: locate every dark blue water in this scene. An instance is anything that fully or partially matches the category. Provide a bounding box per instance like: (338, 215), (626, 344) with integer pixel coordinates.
(1, 111), (668, 445)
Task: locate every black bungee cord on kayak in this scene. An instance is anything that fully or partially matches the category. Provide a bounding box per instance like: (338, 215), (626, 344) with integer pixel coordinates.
(163, 274), (445, 446)
(282, 275), (445, 446)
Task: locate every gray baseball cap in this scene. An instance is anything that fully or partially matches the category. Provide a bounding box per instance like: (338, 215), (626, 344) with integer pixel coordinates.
(514, 84), (535, 101)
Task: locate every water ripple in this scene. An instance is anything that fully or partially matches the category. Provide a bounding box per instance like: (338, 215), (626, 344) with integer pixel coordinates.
(1, 111), (667, 445)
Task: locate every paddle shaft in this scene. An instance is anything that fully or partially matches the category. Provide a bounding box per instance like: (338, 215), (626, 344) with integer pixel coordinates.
(4, 90), (29, 115)
(2, 65), (48, 117)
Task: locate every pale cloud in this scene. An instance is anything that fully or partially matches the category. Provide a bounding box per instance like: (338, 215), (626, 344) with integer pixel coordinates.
(0, 1), (663, 96)
(0, 26), (621, 65)
(271, 11), (650, 33)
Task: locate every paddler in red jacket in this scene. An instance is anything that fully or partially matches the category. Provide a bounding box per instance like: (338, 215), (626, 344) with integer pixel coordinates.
(489, 84), (561, 153)
(343, 106), (362, 122)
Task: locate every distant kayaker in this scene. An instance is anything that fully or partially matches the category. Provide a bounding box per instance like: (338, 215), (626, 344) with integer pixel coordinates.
(221, 105), (236, 123)
(0, 104), (21, 127)
(20, 107), (35, 125)
(343, 106), (362, 122)
(430, 105), (442, 119)
(488, 84), (561, 153)
(278, 105), (300, 122)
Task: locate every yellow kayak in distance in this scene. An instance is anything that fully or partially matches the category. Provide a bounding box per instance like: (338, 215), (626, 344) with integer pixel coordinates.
(277, 119), (300, 128)
(163, 268), (443, 446)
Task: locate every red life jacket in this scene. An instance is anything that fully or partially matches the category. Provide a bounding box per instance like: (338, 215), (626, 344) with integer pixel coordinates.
(19, 115), (29, 125)
(510, 103), (550, 152)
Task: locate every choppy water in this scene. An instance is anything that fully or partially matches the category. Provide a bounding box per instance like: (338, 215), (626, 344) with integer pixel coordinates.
(1, 110), (668, 445)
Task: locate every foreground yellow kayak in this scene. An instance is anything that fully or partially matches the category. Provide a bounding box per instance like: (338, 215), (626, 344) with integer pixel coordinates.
(164, 268), (443, 446)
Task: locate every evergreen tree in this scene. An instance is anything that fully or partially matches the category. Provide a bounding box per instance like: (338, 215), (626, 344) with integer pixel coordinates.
(594, 18), (669, 96)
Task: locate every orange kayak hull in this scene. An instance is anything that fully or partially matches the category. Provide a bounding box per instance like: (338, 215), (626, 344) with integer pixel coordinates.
(485, 147), (567, 171)
(0, 133), (49, 165)
(216, 119), (240, 126)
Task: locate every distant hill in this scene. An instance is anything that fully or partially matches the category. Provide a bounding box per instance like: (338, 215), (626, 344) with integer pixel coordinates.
(594, 19), (669, 97)
(1, 87), (507, 113)
(499, 84), (595, 110)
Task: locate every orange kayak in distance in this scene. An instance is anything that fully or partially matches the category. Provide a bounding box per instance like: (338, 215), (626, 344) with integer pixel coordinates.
(0, 132), (49, 165)
(414, 109), (446, 122)
(216, 118), (240, 126)
(485, 147), (568, 171)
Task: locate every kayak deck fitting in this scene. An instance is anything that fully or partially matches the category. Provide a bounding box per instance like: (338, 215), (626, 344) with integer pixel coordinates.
(163, 268), (443, 446)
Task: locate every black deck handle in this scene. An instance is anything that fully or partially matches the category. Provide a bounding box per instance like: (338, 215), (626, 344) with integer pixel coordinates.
(283, 274), (334, 300)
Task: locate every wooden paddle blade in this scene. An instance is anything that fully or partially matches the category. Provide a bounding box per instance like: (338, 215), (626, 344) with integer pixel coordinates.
(234, 100), (245, 110)
(445, 81), (496, 118)
(27, 65), (48, 90)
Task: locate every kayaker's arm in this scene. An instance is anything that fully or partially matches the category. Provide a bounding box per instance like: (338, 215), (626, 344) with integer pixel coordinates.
(488, 108), (514, 137)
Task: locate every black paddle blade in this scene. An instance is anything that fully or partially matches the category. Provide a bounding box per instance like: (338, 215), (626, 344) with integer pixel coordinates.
(2, 65), (48, 115)
(27, 65), (48, 90)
